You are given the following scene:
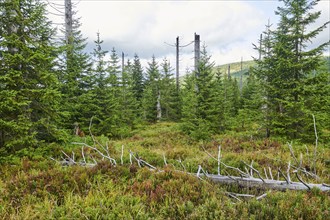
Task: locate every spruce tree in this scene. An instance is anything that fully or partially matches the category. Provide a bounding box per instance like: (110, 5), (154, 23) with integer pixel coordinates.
(131, 54), (144, 101)
(213, 70), (226, 131)
(159, 58), (180, 121)
(222, 75), (241, 130)
(0, 0), (61, 153)
(252, 21), (274, 137)
(57, 6), (92, 132)
(181, 46), (217, 140)
(108, 47), (121, 87)
(302, 66), (330, 142)
(142, 55), (160, 122)
(254, 0), (329, 140)
(181, 73), (199, 136)
(118, 59), (139, 135)
(85, 32), (109, 134)
(237, 74), (263, 131)
(99, 48), (121, 137)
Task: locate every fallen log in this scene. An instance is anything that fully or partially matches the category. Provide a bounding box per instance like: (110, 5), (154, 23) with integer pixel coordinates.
(205, 174), (330, 192)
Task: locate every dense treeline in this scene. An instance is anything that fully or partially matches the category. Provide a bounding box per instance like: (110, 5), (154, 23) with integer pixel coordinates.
(0, 0), (329, 157)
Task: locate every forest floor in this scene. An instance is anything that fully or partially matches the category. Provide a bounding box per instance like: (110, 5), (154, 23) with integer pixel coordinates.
(0, 122), (329, 219)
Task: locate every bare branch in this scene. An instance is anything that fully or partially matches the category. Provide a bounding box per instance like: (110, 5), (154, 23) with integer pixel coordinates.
(129, 150), (141, 167)
(264, 167), (269, 180)
(81, 146), (86, 164)
(163, 153), (167, 166)
(256, 193), (267, 200)
(140, 159), (157, 170)
(322, 183), (330, 188)
(202, 146), (217, 161)
(230, 192), (256, 199)
(121, 145), (124, 165)
(278, 168), (289, 184)
(287, 161), (291, 183)
(217, 145), (221, 175)
(290, 165), (320, 180)
(197, 165), (202, 177)
(268, 167), (273, 180)
(312, 114), (318, 174)
(244, 167), (251, 178)
(294, 170), (311, 190)
(250, 160), (254, 176)
(226, 192), (242, 202)
(288, 142), (298, 165)
(242, 161), (265, 183)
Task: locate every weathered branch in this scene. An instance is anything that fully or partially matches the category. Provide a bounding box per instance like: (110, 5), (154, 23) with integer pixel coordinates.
(74, 142), (117, 166)
(226, 192), (242, 202)
(140, 159), (157, 170)
(121, 145), (124, 165)
(312, 114), (318, 174)
(242, 161), (265, 183)
(196, 165), (208, 178)
(294, 170), (311, 190)
(217, 145), (221, 175)
(256, 193), (267, 200)
(278, 168), (289, 184)
(163, 153), (167, 166)
(202, 146), (217, 161)
(290, 165), (320, 180)
(288, 142), (298, 165)
(129, 150), (141, 167)
(287, 161), (291, 183)
(268, 167), (273, 180)
(264, 167), (269, 180)
(221, 161), (248, 177)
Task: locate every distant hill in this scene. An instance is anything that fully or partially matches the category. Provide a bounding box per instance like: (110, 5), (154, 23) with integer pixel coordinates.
(212, 56), (329, 79)
(180, 56), (328, 83)
(214, 60), (255, 79)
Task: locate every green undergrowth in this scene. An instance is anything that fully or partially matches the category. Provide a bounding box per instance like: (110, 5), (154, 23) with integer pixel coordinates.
(0, 122), (329, 219)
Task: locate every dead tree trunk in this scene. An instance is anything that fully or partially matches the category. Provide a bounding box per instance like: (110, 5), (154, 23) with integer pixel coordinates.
(156, 90), (161, 121)
(205, 174), (329, 192)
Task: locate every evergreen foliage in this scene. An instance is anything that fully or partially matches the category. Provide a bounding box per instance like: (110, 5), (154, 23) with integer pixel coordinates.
(253, 0), (329, 140)
(131, 54), (144, 102)
(159, 58), (181, 121)
(85, 32), (109, 135)
(181, 47), (219, 140)
(142, 55), (160, 122)
(0, 0), (329, 155)
(237, 74), (263, 131)
(57, 7), (92, 132)
(97, 48), (121, 137)
(222, 77), (241, 129)
(0, 0), (61, 154)
(118, 59), (139, 135)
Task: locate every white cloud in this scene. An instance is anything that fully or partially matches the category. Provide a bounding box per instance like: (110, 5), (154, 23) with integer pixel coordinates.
(46, 0), (329, 73)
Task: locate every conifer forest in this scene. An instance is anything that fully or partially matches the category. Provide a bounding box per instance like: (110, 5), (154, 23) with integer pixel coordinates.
(0, 0), (329, 219)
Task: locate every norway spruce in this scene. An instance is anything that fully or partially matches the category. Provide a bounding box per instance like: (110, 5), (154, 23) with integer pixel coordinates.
(0, 0), (61, 153)
(254, 0), (329, 140)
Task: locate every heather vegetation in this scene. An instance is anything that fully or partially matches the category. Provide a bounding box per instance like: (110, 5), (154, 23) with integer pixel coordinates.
(0, 0), (329, 218)
(0, 122), (329, 219)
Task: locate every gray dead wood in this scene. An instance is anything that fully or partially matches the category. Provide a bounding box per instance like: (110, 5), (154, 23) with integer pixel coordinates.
(204, 174), (330, 191)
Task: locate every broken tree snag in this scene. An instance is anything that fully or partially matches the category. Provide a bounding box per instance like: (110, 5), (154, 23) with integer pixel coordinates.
(205, 174), (330, 191)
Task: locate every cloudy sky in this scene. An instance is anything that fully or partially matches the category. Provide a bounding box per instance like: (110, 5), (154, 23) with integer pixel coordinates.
(46, 0), (330, 74)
